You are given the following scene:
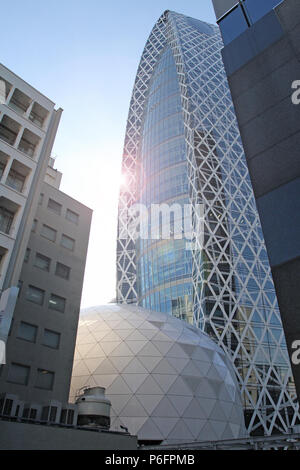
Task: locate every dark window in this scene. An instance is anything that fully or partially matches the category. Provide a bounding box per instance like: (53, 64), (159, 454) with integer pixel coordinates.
(0, 206), (14, 234)
(67, 409), (74, 425)
(0, 161), (6, 179)
(30, 409), (37, 420)
(43, 329), (60, 349)
(3, 399), (13, 416)
(50, 406), (58, 422)
(48, 294), (66, 313)
(31, 219), (37, 232)
(24, 248), (31, 263)
(55, 262), (70, 280)
(26, 285), (45, 305)
(17, 322), (37, 343)
(39, 193), (44, 205)
(35, 369), (54, 390)
(34, 253), (51, 272)
(17, 280), (23, 297)
(7, 363), (30, 385)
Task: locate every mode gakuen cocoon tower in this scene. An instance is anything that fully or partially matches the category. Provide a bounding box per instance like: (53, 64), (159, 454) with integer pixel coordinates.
(116, 10), (300, 435)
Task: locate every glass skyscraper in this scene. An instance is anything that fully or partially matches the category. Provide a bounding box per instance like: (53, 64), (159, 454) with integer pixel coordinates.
(116, 10), (300, 435)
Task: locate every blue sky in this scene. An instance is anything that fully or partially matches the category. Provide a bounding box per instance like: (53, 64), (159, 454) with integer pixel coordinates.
(2, 0), (217, 307)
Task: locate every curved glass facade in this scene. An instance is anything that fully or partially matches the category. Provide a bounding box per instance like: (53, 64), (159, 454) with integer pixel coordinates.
(137, 48), (193, 323)
(117, 11), (300, 436)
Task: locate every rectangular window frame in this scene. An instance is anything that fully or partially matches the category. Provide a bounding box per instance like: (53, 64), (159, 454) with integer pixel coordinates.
(26, 285), (45, 306)
(34, 252), (51, 272)
(48, 293), (66, 313)
(17, 321), (38, 343)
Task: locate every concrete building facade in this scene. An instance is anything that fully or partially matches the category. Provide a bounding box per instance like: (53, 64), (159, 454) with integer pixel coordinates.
(0, 158), (92, 404)
(0, 64), (62, 297)
(212, 0), (300, 402)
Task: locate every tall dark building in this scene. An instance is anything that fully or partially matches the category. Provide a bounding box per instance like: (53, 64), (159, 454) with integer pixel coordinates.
(212, 0), (300, 403)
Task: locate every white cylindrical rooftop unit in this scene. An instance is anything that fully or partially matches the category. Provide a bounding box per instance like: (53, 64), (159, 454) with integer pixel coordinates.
(76, 386), (111, 429)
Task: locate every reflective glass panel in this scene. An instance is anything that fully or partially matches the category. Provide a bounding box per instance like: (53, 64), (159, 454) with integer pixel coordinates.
(219, 5), (248, 45)
(244, 0), (282, 24)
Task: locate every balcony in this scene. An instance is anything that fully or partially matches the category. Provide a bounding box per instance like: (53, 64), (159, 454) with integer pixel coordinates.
(0, 115), (20, 146)
(9, 89), (32, 116)
(0, 151), (9, 179)
(6, 160), (30, 193)
(29, 102), (49, 129)
(0, 246), (7, 266)
(0, 197), (19, 236)
(0, 77), (12, 105)
(18, 129), (40, 158)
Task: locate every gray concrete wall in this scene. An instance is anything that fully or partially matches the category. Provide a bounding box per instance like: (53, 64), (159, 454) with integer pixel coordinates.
(0, 420), (137, 450)
(0, 181), (92, 404)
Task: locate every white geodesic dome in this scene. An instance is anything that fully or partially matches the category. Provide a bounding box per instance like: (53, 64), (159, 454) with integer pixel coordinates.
(70, 304), (246, 444)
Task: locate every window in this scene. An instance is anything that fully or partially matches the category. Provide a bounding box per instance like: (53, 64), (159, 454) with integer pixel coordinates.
(17, 280), (23, 297)
(0, 206), (14, 234)
(66, 209), (79, 224)
(0, 115), (20, 146)
(2, 399), (13, 416)
(35, 369), (54, 390)
(34, 253), (51, 272)
(26, 285), (45, 306)
(47, 198), (62, 215)
(6, 169), (26, 192)
(0, 77), (12, 103)
(29, 102), (49, 128)
(18, 129), (40, 158)
(48, 294), (66, 313)
(24, 248), (31, 263)
(0, 161), (6, 179)
(22, 407), (37, 420)
(17, 322), (37, 343)
(244, 0), (283, 24)
(0, 250), (7, 268)
(55, 262), (70, 280)
(41, 224), (57, 242)
(39, 193), (44, 205)
(218, 4), (249, 45)
(60, 409), (75, 425)
(7, 363), (30, 385)
(9, 89), (31, 115)
(61, 234), (75, 251)
(43, 329), (60, 349)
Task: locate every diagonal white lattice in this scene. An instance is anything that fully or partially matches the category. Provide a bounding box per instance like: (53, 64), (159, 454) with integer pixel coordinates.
(116, 11), (300, 435)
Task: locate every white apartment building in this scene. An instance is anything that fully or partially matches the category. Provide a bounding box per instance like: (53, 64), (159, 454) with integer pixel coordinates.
(0, 64), (62, 341)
